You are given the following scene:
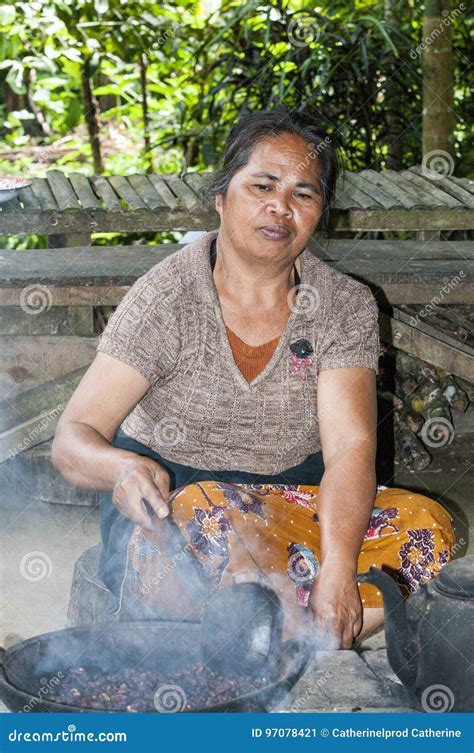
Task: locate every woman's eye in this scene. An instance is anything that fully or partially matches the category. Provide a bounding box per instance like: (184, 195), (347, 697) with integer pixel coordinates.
(254, 184), (271, 191)
(295, 192), (312, 200)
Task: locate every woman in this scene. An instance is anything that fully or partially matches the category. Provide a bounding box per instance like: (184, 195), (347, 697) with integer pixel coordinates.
(52, 110), (454, 649)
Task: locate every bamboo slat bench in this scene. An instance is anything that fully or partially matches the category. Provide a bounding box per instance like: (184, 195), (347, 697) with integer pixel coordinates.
(0, 166), (473, 245)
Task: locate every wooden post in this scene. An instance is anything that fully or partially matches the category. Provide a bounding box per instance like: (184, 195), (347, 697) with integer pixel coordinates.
(422, 0), (456, 161)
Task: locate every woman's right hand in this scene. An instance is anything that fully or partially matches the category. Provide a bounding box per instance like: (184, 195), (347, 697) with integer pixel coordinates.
(112, 456), (171, 530)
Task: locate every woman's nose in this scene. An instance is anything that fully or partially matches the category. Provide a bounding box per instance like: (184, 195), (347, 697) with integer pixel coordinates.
(267, 193), (293, 217)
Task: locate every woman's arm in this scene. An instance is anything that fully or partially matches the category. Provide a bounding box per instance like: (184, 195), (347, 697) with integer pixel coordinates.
(309, 367), (377, 648)
(51, 352), (171, 529)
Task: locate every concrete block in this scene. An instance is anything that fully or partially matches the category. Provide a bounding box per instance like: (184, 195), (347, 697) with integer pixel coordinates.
(277, 650), (406, 713)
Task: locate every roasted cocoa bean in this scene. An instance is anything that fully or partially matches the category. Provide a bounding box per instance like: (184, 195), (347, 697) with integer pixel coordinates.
(47, 664), (267, 711)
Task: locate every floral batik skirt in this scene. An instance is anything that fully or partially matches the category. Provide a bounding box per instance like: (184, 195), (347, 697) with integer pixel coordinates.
(119, 481), (455, 639)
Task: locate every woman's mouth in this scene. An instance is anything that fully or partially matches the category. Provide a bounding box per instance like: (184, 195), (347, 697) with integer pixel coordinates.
(259, 225), (292, 241)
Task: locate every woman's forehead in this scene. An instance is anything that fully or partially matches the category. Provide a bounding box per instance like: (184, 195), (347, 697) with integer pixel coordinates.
(240, 134), (320, 181)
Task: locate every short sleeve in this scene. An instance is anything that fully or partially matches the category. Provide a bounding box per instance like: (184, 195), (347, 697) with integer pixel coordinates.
(96, 268), (179, 384)
(318, 285), (380, 374)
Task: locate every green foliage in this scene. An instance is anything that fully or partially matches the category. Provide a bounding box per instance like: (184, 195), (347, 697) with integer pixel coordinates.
(0, 0), (471, 179)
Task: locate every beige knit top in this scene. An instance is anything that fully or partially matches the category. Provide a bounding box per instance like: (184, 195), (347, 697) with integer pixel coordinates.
(97, 230), (380, 474)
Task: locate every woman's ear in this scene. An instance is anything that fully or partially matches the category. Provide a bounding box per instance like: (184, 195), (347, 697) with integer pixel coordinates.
(215, 193), (223, 216)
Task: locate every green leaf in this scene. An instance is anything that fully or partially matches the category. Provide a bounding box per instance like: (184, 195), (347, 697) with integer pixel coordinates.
(360, 15), (399, 57)
(5, 61), (25, 93)
(0, 4), (16, 25)
(65, 97), (82, 129)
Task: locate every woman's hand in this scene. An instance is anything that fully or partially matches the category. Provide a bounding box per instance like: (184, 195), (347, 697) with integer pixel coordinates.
(308, 565), (363, 649)
(112, 456), (171, 530)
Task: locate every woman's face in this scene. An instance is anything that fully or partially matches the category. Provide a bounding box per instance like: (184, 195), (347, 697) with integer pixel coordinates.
(215, 133), (324, 269)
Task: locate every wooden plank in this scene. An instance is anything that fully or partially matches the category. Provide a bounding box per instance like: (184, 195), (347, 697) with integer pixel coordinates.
(408, 167), (474, 208)
(344, 208), (474, 231)
(18, 185), (41, 210)
(401, 169), (463, 208)
(0, 207), (217, 235)
(0, 367), (87, 461)
(48, 232), (92, 248)
(0, 244), (178, 284)
(108, 175), (146, 211)
(0, 365), (87, 433)
(0, 335), (97, 400)
(90, 176), (122, 211)
(0, 205), (472, 237)
(345, 172), (395, 209)
(309, 239), (474, 261)
(0, 245), (472, 306)
(380, 171), (431, 206)
(359, 170), (419, 209)
(332, 257), (471, 283)
(184, 172), (209, 198)
(163, 174), (200, 210)
(46, 170), (82, 211)
(1, 242), (472, 285)
(0, 285), (130, 306)
(69, 173), (102, 211)
(127, 174), (167, 210)
(379, 313), (473, 382)
(30, 179), (58, 211)
(1, 408), (61, 461)
(335, 174), (376, 209)
(392, 306), (474, 356)
(450, 176), (474, 196)
(147, 174), (178, 209)
(0, 279), (472, 307)
(0, 305), (93, 336)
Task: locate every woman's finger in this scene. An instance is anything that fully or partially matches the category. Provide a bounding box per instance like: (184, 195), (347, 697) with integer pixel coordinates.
(341, 624), (355, 649)
(117, 496), (153, 530)
(352, 615), (363, 639)
(137, 479), (169, 519)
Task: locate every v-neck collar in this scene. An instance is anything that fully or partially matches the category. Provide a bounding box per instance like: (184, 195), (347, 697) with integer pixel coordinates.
(201, 231), (310, 391)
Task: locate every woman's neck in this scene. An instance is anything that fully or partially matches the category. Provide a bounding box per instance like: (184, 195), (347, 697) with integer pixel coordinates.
(212, 236), (300, 312)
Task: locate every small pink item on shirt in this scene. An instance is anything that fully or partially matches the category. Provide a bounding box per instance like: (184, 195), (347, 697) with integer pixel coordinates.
(290, 353), (313, 380)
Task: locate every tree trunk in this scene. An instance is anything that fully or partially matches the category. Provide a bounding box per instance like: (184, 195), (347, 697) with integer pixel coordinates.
(383, 0), (404, 170)
(139, 54), (152, 174)
(422, 0), (455, 162)
(81, 57), (104, 175)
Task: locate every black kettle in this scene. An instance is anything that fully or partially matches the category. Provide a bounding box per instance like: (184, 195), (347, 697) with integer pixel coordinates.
(358, 555), (474, 712)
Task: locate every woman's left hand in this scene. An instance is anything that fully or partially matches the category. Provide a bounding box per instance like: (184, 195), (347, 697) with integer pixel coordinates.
(308, 565), (363, 649)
